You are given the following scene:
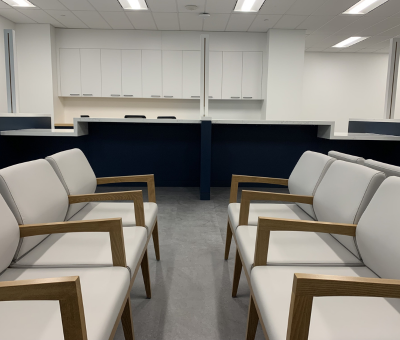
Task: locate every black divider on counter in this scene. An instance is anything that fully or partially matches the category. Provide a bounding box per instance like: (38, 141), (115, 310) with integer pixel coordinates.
(0, 117), (51, 131)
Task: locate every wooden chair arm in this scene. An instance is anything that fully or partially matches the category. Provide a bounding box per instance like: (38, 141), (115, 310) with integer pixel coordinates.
(230, 175), (289, 203)
(254, 218), (357, 267)
(97, 175), (156, 203)
(20, 219), (127, 267)
(0, 276), (87, 340)
(68, 191), (145, 228)
(239, 190), (314, 226)
(287, 273), (400, 340)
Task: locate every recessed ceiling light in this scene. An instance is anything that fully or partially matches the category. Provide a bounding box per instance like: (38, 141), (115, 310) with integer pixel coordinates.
(1, 0), (35, 7)
(185, 5), (198, 11)
(234, 0), (266, 12)
(332, 37), (369, 48)
(343, 0), (389, 15)
(118, 0), (148, 10)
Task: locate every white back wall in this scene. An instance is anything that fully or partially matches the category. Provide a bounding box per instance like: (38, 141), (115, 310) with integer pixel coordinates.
(0, 16), (15, 114)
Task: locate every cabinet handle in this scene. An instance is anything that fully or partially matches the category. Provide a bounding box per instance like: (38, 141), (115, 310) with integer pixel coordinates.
(243, 97), (253, 99)
(70, 94), (80, 96)
(83, 94), (93, 96)
(151, 95), (161, 98)
(191, 96), (200, 98)
(164, 96), (173, 98)
(231, 96), (240, 99)
(208, 96), (213, 98)
(111, 94), (120, 97)
(124, 95), (133, 97)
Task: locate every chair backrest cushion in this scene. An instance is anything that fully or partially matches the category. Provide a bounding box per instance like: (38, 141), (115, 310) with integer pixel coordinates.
(313, 161), (385, 258)
(0, 160), (68, 259)
(46, 149), (97, 220)
(328, 150), (365, 165)
(0, 194), (19, 273)
(365, 159), (400, 178)
(288, 151), (335, 219)
(357, 177), (400, 279)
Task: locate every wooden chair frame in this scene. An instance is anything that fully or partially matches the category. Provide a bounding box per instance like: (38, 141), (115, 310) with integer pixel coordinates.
(230, 190), (314, 297)
(1, 218), (134, 340)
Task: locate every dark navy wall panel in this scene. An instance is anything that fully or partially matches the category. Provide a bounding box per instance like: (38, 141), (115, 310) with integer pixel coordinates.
(349, 121), (400, 137)
(0, 117), (51, 131)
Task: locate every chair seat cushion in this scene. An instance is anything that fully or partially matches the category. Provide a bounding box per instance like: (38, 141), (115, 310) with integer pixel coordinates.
(68, 202), (158, 232)
(251, 266), (400, 340)
(11, 227), (147, 278)
(0, 267), (130, 340)
(236, 226), (362, 274)
(228, 203), (314, 231)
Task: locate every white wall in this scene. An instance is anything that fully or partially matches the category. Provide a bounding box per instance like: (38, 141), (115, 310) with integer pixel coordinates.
(0, 15), (15, 113)
(302, 52), (388, 132)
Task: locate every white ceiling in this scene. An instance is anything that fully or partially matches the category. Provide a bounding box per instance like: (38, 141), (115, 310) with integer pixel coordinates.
(0, 0), (400, 53)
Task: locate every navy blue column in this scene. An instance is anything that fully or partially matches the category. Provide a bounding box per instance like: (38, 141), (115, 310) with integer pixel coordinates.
(200, 118), (212, 200)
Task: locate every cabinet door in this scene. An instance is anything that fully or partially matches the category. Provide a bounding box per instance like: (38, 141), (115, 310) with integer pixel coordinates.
(121, 50), (142, 98)
(183, 51), (200, 99)
(162, 51), (182, 99)
(59, 49), (81, 97)
(242, 52), (262, 99)
(80, 49), (101, 97)
(222, 52), (242, 99)
(209, 51), (222, 100)
(101, 49), (121, 98)
(142, 50), (162, 98)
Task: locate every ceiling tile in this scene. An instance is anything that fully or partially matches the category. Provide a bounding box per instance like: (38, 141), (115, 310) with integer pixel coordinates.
(297, 15), (335, 32)
(58, 0), (94, 11)
(248, 14), (282, 32)
(152, 12), (180, 30)
(335, 15), (387, 35)
(225, 13), (256, 31)
(0, 8), (36, 23)
(313, 0), (359, 15)
(177, 0), (205, 13)
(360, 16), (400, 36)
(126, 11), (157, 29)
(0, 2), (11, 8)
(377, 23), (400, 37)
(205, 0), (236, 14)
(46, 9), (88, 28)
(286, 0), (329, 15)
(202, 13), (230, 31)
(100, 11), (133, 29)
(305, 33), (330, 47)
(87, 0), (123, 12)
(273, 14), (307, 29)
(16, 8), (64, 26)
(30, 0), (67, 10)
(313, 15), (359, 35)
(146, 0), (177, 12)
(179, 12), (203, 30)
(374, 47), (390, 53)
(366, 0), (400, 16)
(306, 47), (326, 51)
(311, 34), (351, 48)
(73, 10), (111, 29)
(259, 0), (298, 15)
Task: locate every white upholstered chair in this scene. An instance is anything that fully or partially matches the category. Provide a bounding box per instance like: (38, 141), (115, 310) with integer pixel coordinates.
(328, 150), (365, 164)
(232, 160), (385, 296)
(0, 193), (134, 340)
(246, 176), (400, 340)
(365, 159), (400, 177)
(0, 159), (152, 298)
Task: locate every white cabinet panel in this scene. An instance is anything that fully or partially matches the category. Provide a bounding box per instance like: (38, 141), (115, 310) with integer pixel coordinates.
(183, 51), (200, 99)
(101, 49), (121, 98)
(162, 50), (182, 99)
(222, 52), (242, 99)
(80, 49), (101, 97)
(209, 51), (222, 100)
(121, 50), (142, 98)
(142, 50), (162, 98)
(242, 52), (262, 100)
(59, 49), (81, 97)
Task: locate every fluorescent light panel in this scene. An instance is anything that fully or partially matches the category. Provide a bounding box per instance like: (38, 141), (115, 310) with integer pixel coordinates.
(234, 0), (266, 12)
(333, 37), (369, 48)
(343, 0), (389, 14)
(118, 0), (148, 10)
(1, 0), (35, 7)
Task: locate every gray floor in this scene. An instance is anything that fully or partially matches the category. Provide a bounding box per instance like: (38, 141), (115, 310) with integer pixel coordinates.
(102, 186), (288, 340)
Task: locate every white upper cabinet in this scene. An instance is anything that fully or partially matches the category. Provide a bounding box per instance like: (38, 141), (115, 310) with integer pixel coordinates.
(222, 52), (242, 99)
(142, 50), (162, 98)
(242, 52), (262, 100)
(162, 51), (182, 99)
(121, 50), (142, 98)
(183, 51), (200, 99)
(59, 49), (81, 97)
(101, 49), (121, 98)
(80, 49), (101, 97)
(209, 51), (222, 100)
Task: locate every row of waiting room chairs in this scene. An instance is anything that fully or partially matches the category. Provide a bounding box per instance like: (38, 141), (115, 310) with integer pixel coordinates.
(224, 149), (400, 340)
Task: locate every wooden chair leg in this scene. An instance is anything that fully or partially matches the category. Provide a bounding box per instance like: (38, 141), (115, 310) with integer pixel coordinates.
(232, 249), (242, 297)
(224, 221), (233, 260)
(152, 221), (161, 261)
(121, 298), (135, 340)
(246, 295), (259, 340)
(141, 250), (152, 298)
